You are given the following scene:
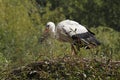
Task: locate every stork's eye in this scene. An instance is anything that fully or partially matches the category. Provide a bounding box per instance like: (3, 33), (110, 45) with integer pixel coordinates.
(46, 25), (50, 27)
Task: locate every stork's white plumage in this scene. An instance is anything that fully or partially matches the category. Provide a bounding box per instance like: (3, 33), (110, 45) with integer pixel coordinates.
(42, 20), (100, 55)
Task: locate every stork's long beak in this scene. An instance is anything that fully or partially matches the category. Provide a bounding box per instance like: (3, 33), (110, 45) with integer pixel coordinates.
(39, 27), (50, 43)
(44, 27), (49, 33)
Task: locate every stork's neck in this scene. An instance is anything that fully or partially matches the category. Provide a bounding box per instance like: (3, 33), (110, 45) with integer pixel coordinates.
(52, 26), (55, 33)
(50, 24), (56, 37)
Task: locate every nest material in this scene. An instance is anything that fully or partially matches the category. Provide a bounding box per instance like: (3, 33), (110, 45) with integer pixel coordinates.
(6, 56), (120, 80)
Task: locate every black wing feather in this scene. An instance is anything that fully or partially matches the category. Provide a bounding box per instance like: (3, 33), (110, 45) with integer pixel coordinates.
(72, 32), (100, 50)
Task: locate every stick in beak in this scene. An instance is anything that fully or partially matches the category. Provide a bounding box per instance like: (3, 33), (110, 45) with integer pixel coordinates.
(38, 27), (50, 43)
(44, 27), (49, 33)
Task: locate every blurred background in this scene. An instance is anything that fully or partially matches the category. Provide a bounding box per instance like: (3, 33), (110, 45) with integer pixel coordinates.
(0, 0), (120, 78)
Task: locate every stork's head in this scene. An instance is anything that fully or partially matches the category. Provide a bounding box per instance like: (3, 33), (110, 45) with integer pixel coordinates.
(44, 22), (55, 33)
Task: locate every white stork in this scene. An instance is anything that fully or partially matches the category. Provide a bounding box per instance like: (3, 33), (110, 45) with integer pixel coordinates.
(41, 20), (100, 55)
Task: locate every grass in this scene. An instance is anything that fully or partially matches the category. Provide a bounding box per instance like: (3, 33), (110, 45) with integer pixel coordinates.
(0, 0), (120, 79)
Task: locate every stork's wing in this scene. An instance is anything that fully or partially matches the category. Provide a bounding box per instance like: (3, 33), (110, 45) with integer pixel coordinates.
(87, 29), (95, 35)
(56, 20), (88, 37)
(56, 20), (100, 49)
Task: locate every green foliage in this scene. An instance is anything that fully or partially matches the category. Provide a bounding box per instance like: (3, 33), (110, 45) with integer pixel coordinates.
(91, 27), (120, 60)
(0, 0), (42, 66)
(0, 0), (120, 79)
(45, 0), (120, 30)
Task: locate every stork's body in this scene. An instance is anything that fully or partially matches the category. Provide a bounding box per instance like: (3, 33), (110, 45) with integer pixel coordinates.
(56, 20), (88, 42)
(43, 20), (100, 55)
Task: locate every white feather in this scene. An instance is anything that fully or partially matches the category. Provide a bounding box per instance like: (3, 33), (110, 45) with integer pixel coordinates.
(56, 20), (88, 37)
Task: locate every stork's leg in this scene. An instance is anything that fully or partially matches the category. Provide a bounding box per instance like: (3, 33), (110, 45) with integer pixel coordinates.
(71, 44), (77, 55)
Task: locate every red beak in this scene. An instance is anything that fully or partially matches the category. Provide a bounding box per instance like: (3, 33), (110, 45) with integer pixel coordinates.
(44, 27), (49, 33)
